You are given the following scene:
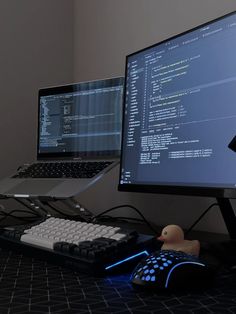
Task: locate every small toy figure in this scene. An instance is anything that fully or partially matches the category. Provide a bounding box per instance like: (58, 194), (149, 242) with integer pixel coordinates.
(158, 224), (200, 257)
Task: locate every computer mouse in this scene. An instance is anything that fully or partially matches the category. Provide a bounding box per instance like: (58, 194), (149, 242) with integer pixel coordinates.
(131, 250), (213, 290)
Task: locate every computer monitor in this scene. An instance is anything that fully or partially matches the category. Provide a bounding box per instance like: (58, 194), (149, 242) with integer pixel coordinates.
(119, 11), (236, 239)
(38, 77), (124, 158)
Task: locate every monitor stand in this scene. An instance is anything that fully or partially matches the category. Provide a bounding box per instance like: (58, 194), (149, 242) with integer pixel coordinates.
(217, 198), (236, 240)
(210, 198), (236, 269)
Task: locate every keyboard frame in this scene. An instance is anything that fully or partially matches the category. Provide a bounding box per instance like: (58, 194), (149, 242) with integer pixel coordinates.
(0, 222), (159, 275)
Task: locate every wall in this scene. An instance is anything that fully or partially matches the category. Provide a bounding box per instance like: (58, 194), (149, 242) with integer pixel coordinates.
(0, 0), (74, 178)
(1, 0), (236, 234)
(73, 0), (236, 234)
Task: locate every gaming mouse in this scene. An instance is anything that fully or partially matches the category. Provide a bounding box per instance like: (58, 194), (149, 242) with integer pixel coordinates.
(131, 250), (213, 290)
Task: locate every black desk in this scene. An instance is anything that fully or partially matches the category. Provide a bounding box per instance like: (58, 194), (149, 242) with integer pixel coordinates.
(0, 247), (236, 314)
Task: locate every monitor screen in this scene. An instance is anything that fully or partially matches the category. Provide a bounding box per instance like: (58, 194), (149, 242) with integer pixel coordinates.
(119, 11), (236, 198)
(38, 77), (124, 158)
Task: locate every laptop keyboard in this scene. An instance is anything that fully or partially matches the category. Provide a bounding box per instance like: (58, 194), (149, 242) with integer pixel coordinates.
(0, 217), (159, 274)
(12, 161), (113, 179)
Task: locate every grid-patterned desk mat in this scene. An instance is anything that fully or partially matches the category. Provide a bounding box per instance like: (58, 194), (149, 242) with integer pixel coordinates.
(0, 249), (235, 314)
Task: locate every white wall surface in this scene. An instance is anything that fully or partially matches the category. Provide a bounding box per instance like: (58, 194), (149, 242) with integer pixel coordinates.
(73, 0), (236, 234)
(0, 0), (74, 178)
(1, 0), (236, 235)
(73, 0), (236, 80)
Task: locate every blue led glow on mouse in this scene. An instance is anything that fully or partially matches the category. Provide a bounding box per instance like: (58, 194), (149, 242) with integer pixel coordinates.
(131, 250), (211, 289)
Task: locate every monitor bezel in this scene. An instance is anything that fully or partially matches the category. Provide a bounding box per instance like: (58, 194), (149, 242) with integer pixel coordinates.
(118, 10), (236, 199)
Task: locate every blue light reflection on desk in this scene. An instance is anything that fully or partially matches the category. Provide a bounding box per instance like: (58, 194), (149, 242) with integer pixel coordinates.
(105, 250), (149, 270)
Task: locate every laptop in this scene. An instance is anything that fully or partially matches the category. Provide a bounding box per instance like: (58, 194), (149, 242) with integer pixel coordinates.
(0, 77), (124, 200)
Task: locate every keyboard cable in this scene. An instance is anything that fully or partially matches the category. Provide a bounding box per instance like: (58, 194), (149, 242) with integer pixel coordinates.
(91, 204), (159, 235)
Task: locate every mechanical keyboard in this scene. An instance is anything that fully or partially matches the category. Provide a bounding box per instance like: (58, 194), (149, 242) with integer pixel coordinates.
(0, 217), (160, 274)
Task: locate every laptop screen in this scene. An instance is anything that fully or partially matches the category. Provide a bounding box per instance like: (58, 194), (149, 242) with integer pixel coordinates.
(37, 77), (124, 159)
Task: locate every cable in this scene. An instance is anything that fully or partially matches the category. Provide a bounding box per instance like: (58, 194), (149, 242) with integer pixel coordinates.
(0, 209), (39, 216)
(0, 209), (41, 224)
(45, 202), (90, 222)
(185, 202), (218, 236)
(92, 204), (159, 234)
(0, 197), (45, 225)
(14, 198), (46, 217)
(97, 215), (145, 223)
(45, 201), (83, 220)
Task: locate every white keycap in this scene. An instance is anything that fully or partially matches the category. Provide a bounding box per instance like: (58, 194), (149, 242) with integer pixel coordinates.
(21, 234), (55, 249)
(20, 217), (128, 250)
(109, 233), (127, 240)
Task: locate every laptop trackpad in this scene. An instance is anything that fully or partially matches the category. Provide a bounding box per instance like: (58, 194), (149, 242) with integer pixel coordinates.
(6, 180), (61, 196)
